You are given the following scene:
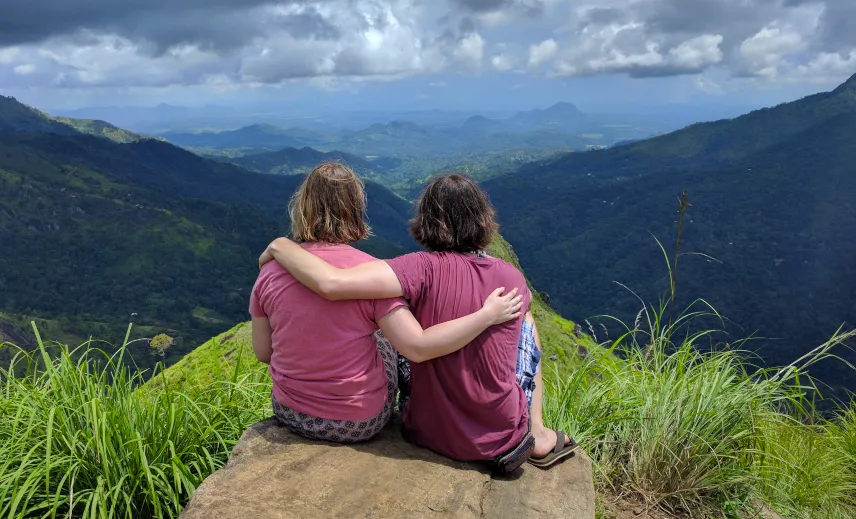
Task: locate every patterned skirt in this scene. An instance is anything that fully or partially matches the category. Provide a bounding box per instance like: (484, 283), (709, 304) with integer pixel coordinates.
(271, 331), (398, 443)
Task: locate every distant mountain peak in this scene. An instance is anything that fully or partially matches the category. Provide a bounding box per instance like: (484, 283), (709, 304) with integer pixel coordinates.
(545, 102), (584, 115)
(463, 115), (501, 127)
(837, 72), (856, 92)
(242, 123), (287, 133)
(511, 102), (586, 123)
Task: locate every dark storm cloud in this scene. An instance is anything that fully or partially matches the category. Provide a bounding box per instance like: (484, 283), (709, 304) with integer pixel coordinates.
(0, 0), (853, 89)
(266, 7), (343, 41)
(552, 0), (856, 79)
(579, 8), (626, 26)
(637, 0), (768, 35)
(815, 0), (856, 49)
(450, 0), (544, 16)
(450, 0), (510, 13)
(630, 0), (856, 50)
(0, 0), (285, 48)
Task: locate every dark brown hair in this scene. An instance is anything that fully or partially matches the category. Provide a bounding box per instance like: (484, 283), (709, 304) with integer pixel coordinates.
(289, 162), (371, 244)
(410, 174), (499, 253)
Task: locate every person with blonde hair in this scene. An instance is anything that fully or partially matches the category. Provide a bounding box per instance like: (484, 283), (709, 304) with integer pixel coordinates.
(250, 163), (522, 443)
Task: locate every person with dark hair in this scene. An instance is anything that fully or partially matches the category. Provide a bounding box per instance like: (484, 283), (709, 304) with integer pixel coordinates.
(251, 165), (524, 445)
(259, 173), (577, 470)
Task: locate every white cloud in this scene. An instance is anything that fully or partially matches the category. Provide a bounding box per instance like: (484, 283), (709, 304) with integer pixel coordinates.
(739, 26), (805, 78)
(491, 53), (516, 71)
(0, 47), (20, 64)
(669, 35), (724, 70)
(0, 0), (853, 94)
(13, 64), (36, 75)
(791, 50), (856, 83)
(528, 39), (558, 68)
(695, 75), (724, 94)
(477, 10), (514, 27)
(454, 32), (485, 63)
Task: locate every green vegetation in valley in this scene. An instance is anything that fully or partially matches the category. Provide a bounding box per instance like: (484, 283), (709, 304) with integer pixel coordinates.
(3, 236), (855, 518)
(484, 73), (856, 399)
(160, 123), (328, 151)
(231, 146), (378, 177)
(231, 145), (571, 196)
(0, 97), (414, 371)
(159, 103), (616, 161)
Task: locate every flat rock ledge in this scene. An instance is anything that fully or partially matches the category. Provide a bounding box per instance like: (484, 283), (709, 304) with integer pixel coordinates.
(181, 418), (596, 519)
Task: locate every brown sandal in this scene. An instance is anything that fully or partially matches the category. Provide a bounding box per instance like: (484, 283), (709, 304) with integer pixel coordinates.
(527, 430), (578, 469)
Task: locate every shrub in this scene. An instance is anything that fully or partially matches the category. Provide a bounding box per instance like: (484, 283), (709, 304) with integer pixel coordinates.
(544, 298), (856, 518)
(0, 325), (270, 519)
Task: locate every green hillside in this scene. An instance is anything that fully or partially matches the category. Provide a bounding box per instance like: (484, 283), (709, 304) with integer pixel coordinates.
(0, 97), (414, 370)
(129, 234), (856, 519)
(232, 146), (378, 177)
(0, 95), (79, 135)
(484, 73), (856, 398)
(0, 95), (152, 143)
(149, 234), (598, 394)
(160, 117), (592, 159)
(161, 123), (328, 150)
(53, 116), (153, 143)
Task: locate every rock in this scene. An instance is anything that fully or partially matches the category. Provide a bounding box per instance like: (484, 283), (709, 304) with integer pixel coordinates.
(181, 418), (596, 519)
(756, 502), (788, 519)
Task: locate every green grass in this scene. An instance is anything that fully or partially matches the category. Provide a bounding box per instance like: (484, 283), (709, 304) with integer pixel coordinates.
(3, 234), (855, 518)
(0, 325), (270, 518)
(4, 306), (856, 518)
(544, 296), (856, 518)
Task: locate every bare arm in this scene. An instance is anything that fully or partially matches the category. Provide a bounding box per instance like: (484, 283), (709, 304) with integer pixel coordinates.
(251, 316), (273, 364)
(379, 287), (523, 363)
(260, 238), (401, 300)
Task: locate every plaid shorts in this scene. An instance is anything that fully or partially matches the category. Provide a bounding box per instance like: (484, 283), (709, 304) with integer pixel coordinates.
(397, 319), (542, 409)
(516, 319), (541, 407)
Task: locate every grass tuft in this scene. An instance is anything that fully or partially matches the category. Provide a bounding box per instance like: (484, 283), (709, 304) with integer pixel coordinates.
(545, 296), (856, 519)
(0, 324), (270, 519)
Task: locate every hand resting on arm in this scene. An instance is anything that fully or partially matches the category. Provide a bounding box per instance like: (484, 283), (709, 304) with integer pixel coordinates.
(379, 287), (523, 363)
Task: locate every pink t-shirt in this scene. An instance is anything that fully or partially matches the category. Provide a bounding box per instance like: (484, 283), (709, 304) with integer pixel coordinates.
(249, 243), (406, 421)
(386, 251), (532, 461)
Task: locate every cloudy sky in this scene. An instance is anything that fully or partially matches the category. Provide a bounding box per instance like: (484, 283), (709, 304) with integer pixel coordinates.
(0, 0), (854, 112)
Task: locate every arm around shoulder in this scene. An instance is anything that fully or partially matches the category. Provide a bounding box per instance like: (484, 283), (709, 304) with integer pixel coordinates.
(263, 237), (403, 300)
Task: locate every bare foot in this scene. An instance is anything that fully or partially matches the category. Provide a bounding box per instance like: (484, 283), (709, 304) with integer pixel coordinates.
(532, 425), (571, 458)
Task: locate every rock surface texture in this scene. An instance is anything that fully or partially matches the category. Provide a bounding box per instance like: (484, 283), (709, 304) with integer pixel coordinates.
(181, 418), (596, 519)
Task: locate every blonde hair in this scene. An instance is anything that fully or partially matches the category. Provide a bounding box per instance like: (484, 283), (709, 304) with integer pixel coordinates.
(289, 162), (371, 244)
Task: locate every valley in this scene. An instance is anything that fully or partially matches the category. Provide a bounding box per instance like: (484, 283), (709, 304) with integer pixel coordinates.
(2, 75), (856, 397)
(3, 2), (855, 517)
(0, 96), (414, 372)
(483, 74), (856, 399)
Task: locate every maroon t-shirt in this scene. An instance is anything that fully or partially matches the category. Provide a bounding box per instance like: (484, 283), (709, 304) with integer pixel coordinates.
(386, 251), (532, 461)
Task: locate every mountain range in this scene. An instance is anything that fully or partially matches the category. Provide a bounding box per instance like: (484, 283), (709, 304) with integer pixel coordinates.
(4, 74), (856, 397)
(158, 102), (640, 158)
(0, 95), (414, 369)
(483, 73), (856, 398)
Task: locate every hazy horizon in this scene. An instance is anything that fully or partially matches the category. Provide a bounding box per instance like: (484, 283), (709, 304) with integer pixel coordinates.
(1, 0), (853, 120)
